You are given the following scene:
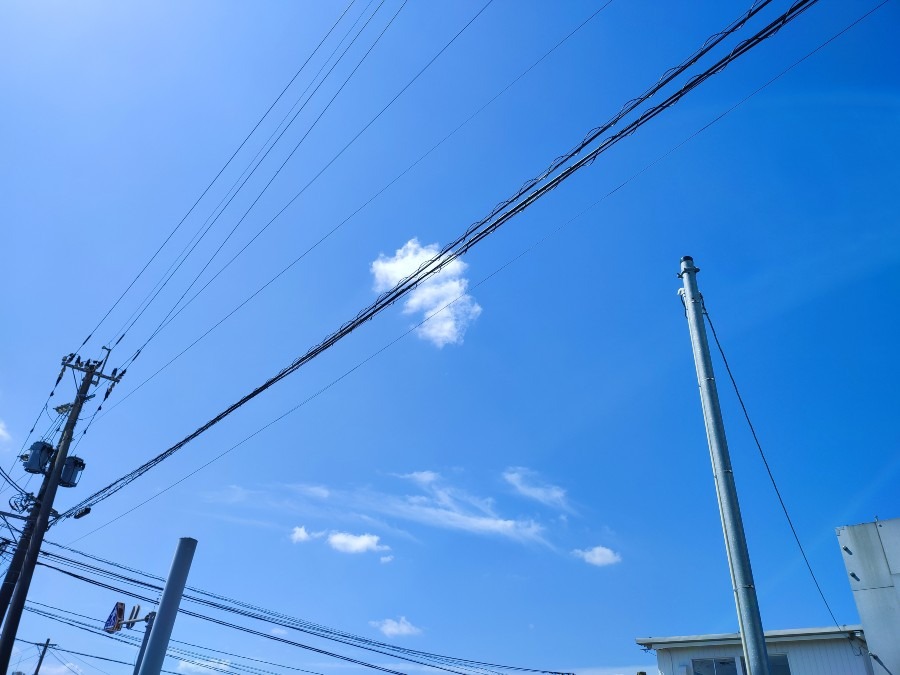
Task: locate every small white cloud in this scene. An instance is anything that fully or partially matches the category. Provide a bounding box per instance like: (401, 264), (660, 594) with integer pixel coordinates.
(399, 470), (440, 486)
(205, 484), (252, 504)
(177, 660), (230, 674)
(291, 484), (330, 499)
(573, 545), (622, 567)
(380, 555), (394, 564)
(327, 532), (389, 554)
(38, 664), (83, 675)
(371, 239), (481, 347)
(370, 616), (422, 637)
(0, 420), (11, 444)
(291, 526), (311, 543)
(271, 627), (288, 637)
(503, 468), (570, 511)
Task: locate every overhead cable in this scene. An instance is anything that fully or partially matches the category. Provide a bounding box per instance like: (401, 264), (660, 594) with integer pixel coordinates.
(55, 0), (821, 524)
(35, 552), (561, 675)
(76, 0), (358, 352)
(105, 0), (382, 352)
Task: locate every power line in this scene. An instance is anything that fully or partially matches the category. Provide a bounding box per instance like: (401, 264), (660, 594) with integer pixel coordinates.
(55, 0), (821, 524)
(112, 0), (404, 368)
(76, 0), (359, 354)
(32, 543), (566, 675)
(104, 0), (380, 352)
(92, 0), (611, 425)
(703, 306), (841, 626)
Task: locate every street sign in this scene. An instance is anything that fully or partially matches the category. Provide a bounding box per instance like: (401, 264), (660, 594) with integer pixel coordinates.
(126, 604), (141, 629)
(103, 601), (125, 633)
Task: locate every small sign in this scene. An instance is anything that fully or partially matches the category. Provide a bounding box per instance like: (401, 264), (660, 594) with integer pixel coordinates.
(103, 602), (125, 633)
(126, 604), (141, 629)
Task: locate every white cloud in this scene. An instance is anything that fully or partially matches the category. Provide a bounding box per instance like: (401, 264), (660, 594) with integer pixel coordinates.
(573, 545), (622, 567)
(37, 664), (83, 675)
(503, 467), (570, 511)
(379, 473), (545, 544)
(371, 239), (481, 347)
(0, 420), (10, 444)
(398, 470), (440, 486)
(291, 526), (312, 543)
(380, 555), (394, 564)
(369, 616), (422, 637)
(290, 484), (330, 499)
(327, 532), (389, 554)
(177, 660), (230, 674)
(204, 484), (253, 504)
(271, 627), (288, 637)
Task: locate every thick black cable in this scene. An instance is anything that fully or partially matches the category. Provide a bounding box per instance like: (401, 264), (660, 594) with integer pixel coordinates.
(78, 0), (357, 352)
(35, 544), (566, 675)
(114, 0), (402, 367)
(703, 307), (841, 626)
(91, 0), (610, 424)
(55, 0), (820, 524)
(139, 0), (499, 349)
(28, 573), (413, 675)
(105, 0), (374, 350)
(35, 559), (530, 675)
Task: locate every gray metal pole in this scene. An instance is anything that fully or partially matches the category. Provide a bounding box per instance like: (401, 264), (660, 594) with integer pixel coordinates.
(678, 255), (770, 675)
(0, 363), (96, 674)
(137, 538), (197, 675)
(132, 612), (156, 675)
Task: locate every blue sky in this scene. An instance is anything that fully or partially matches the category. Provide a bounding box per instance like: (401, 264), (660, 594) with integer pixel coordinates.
(1, 1), (898, 675)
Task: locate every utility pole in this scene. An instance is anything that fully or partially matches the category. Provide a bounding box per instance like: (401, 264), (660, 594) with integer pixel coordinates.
(32, 638), (52, 675)
(137, 538), (197, 675)
(132, 612), (156, 675)
(678, 256), (770, 675)
(0, 355), (120, 674)
(0, 484), (48, 625)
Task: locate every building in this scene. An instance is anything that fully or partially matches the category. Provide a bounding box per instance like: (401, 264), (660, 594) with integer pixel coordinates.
(635, 626), (872, 675)
(837, 517), (900, 675)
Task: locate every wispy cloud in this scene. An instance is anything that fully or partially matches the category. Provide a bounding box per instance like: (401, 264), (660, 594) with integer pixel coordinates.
(203, 484), (255, 504)
(380, 555), (394, 564)
(289, 484), (330, 499)
(371, 239), (481, 347)
(177, 659), (230, 674)
(0, 420), (11, 444)
(327, 532), (389, 554)
(369, 616), (422, 637)
(503, 468), (570, 511)
(383, 472), (545, 544)
(271, 627), (289, 637)
(38, 664), (83, 675)
(573, 545), (622, 567)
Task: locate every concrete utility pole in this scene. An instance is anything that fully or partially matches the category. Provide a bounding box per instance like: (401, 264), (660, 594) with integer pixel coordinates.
(0, 356), (120, 674)
(32, 638), (52, 675)
(0, 478), (49, 625)
(678, 256), (770, 675)
(137, 538), (198, 675)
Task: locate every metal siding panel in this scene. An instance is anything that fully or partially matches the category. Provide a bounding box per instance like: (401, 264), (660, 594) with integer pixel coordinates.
(837, 523), (893, 590)
(878, 519), (900, 576)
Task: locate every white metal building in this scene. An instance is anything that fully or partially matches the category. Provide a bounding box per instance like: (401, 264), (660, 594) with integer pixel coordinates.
(634, 626), (872, 675)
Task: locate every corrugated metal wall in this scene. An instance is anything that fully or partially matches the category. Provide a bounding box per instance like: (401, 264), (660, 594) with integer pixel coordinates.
(655, 637), (870, 675)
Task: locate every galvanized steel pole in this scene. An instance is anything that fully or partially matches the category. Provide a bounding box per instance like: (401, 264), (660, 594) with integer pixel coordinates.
(137, 538), (197, 675)
(678, 255), (770, 675)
